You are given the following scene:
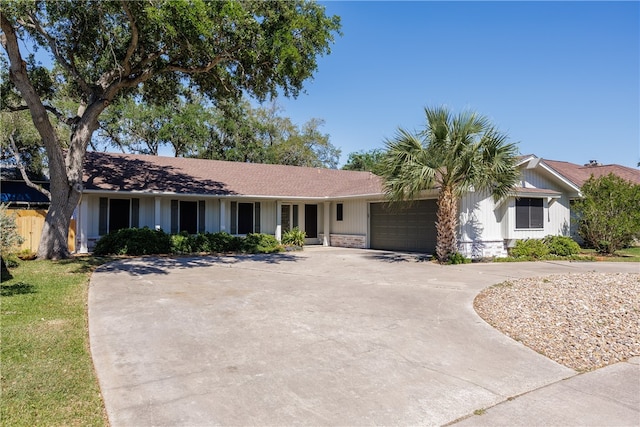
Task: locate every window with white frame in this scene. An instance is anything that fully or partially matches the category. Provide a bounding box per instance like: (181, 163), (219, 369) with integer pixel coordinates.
(99, 197), (139, 235)
(230, 202), (261, 234)
(515, 198), (543, 229)
(170, 200), (205, 234)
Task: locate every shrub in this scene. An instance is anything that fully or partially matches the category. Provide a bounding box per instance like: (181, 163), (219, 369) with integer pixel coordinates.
(94, 227), (171, 255)
(207, 232), (242, 253)
(0, 204), (24, 258)
(170, 232), (195, 254)
(241, 233), (283, 254)
(446, 252), (470, 265)
(543, 235), (580, 256)
(573, 174), (640, 254)
(193, 233), (212, 253)
(282, 227), (306, 247)
(509, 239), (549, 259)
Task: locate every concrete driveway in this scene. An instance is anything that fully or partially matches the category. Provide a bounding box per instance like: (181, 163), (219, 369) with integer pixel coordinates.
(89, 247), (638, 426)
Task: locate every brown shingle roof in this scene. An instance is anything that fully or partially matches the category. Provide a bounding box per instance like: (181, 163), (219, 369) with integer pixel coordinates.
(83, 152), (384, 198)
(542, 159), (640, 187)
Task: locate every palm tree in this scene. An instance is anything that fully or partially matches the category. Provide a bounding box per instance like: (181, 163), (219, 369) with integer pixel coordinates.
(381, 106), (519, 262)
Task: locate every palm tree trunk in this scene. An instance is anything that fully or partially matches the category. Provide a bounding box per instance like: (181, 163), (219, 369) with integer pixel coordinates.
(435, 185), (459, 262)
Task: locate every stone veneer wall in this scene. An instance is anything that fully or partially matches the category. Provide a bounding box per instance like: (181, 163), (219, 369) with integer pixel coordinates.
(458, 240), (507, 259)
(330, 234), (366, 249)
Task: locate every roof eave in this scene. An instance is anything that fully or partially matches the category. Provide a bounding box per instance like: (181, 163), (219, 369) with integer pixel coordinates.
(81, 189), (387, 201)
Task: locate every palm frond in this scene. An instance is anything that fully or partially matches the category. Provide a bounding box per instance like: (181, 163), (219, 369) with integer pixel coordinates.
(381, 105), (519, 203)
(382, 128), (438, 203)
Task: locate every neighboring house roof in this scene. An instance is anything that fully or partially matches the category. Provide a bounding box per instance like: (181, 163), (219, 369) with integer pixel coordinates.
(0, 180), (51, 206)
(83, 151), (384, 199)
(542, 159), (640, 187)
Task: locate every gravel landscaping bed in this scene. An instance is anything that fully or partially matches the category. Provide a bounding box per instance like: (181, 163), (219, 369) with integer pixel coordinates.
(474, 272), (640, 372)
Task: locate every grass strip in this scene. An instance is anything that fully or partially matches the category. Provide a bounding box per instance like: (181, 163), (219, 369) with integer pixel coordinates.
(1, 257), (110, 427)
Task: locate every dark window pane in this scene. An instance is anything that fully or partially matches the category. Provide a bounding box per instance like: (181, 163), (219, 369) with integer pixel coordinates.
(337, 203), (344, 221)
(131, 198), (140, 228)
(198, 201), (206, 233)
(530, 198), (544, 228)
(515, 199), (529, 229)
(180, 201), (198, 234)
(305, 204), (317, 238)
(292, 205), (299, 228)
(109, 199), (130, 232)
(171, 200), (179, 234)
(238, 203), (253, 234)
(281, 205), (290, 233)
(99, 197), (108, 235)
(515, 198), (544, 229)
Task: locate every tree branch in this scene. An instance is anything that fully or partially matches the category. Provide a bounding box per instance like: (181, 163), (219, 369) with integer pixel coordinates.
(7, 104), (78, 127)
(7, 131), (52, 200)
(121, 0), (139, 76)
(23, 12), (93, 98)
(0, 14), (65, 171)
(165, 55), (230, 74)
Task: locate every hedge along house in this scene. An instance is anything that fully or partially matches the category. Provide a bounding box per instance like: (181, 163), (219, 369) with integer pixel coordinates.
(75, 152), (640, 258)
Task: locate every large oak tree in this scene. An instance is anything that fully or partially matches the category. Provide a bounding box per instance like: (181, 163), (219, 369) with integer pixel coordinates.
(0, 0), (340, 259)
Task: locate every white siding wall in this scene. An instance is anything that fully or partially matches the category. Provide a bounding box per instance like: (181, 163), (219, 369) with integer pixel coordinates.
(503, 196), (571, 241)
(159, 198), (172, 232)
(520, 168), (556, 189)
(459, 190), (503, 242)
(504, 168), (572, 241)
(86, 195), (99, 237)
(458, 190), (507, 258)
(261, 201), (277, 234)
(206, 199), (219, 232)
(139, 197), (155, 228)
(330, 200), (368, 235)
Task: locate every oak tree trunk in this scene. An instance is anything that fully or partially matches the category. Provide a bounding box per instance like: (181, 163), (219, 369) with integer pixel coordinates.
(36, 115), (99, 259)
(435, 185), (459, 262)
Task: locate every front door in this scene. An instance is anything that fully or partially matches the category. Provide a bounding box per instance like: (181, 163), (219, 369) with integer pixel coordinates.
(304, 204), (318, 238)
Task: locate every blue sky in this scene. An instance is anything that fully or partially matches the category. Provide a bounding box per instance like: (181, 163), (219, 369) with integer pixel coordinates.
(274, 1), (639, 168)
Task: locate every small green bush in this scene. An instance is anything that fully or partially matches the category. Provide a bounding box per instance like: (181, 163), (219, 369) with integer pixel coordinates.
(0, 204), (24, 258)
(94, 227), (171, 255)
(192, 233), (211, 253)
(207, 231), (242, 253)
(446, 252), (471, 265)
(543, 235), (581, 256)
(241, 233), (283, 254)
(170, 232), (195, 254)
(282, 227), (306, 247)
(3, 253), (21, 268)
(509, 239), (549, 259)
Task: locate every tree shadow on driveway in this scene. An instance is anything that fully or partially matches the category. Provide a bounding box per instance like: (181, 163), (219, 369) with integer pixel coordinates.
(364, 251), (433, 263)
(95, 252), (301, 276)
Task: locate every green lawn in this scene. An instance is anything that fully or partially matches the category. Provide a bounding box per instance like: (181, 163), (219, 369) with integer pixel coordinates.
(580, 246), (640, 262)
(1, 257), (109, 427)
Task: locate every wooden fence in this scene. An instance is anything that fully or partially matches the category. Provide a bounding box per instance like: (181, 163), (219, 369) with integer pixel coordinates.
(11, 209), (76, 253)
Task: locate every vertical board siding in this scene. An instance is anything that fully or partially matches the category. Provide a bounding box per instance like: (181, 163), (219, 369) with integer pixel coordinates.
(504, 168), (573, 240)
(206, 199), (219, 233)
(330, 200), (368, 235)
(459, 190), (503, 242)
(260, 201), (277, 234)
(521, 168), (559, 191)
(139, 197), (155, 229)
